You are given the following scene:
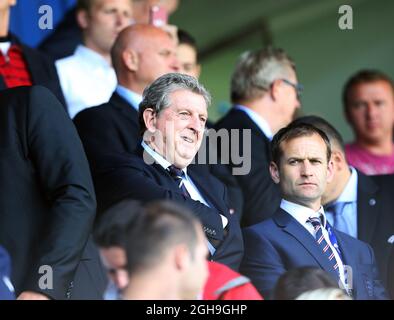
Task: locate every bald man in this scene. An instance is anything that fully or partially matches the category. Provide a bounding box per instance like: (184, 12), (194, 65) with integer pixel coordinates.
(74, 24), (179, 210)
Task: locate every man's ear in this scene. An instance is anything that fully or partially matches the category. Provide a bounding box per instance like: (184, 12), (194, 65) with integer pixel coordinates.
(76, 9), (89, 29)
(269, 161), (280, 184)
(331, 150), (347, 172)
(142, 108), (157, 133)
(123, 49), (139, 72)
(270, 79), (281, 101)
(326, 159), (334, 184)
(195, 64), (201, 78)
(174, 244), (190, 271)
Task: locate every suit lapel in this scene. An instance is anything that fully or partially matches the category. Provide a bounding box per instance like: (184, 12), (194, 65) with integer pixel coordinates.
(188, 166), (227, 214)
(274, 209), (339, 279)
(357, 171), (380, 243)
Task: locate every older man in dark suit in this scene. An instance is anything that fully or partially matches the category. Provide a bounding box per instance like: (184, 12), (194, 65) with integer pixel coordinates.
(93, 73), (244, 271)
(215, 48), (301, 227)
(0, 86), (106, 299)
(240, 122), (387, 299)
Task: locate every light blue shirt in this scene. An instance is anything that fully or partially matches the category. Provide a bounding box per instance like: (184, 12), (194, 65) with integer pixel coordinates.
(116, 85), (142, 112)
(325, 168), (358, 238)
(233, 104), (273, 140)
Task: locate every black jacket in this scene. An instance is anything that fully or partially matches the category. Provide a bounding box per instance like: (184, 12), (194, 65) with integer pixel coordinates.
(0, 34), (66, 108)
(355, 171), (394, 297)
(215, 108), (281, 227)
(0, 86), (105, 299)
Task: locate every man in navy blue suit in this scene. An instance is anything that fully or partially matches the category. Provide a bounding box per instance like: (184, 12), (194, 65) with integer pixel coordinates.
(240, 122), (387, 299)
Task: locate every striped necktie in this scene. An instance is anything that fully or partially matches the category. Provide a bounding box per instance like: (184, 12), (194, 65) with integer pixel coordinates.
(308, 216), (341, 279)
(167, 165), (190, 197)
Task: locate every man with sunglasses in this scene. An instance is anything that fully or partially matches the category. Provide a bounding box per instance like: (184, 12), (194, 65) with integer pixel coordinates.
(215, 47), (302, 227)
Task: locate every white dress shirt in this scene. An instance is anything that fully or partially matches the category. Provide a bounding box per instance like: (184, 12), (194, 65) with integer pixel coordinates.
(233, 104), (274, 140)
(141, 141), (228, 254)
(56, 45), (117, 118)
(280, 199), (347, 289)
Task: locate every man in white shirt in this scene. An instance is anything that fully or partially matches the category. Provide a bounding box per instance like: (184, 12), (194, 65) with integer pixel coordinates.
(56, 0), (133, 118)
(240, 122), (387, 300)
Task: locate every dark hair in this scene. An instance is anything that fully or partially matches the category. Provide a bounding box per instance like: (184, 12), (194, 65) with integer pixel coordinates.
(273, 267), (339, 300)
(93, 200), (143, 248)
(343, 69), (394, 111)
(291, 115), (345, 152)
(177, 29), (199, 62)
(76, 0), (94, 12)
(124, 201), (200, 275)
(271, 122), (332, 165)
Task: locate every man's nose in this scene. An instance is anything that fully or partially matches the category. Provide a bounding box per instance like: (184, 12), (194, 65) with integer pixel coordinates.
(301, 161), (313, 176)
(170, 54), (180, 72)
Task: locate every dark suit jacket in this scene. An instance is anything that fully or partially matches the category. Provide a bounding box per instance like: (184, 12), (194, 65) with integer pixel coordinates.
(0, 34), (66, 108)
(0, 86), (106, 299)
(240, 208), (388, 300)
(354, 171), (394, 298)
(74, 92), (140, 172)
(215, 108), (281, 227)
(93, 147), (244, 271)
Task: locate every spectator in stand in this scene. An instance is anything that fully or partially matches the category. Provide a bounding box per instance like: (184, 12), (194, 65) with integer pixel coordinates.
(177, 29), (201, 79)
(344, 70), (394, 175)
(215, 47), (301, 227)
(56, 0), (133, 118)
(122, 200), (209, 300)
(273, 266), (339, 300)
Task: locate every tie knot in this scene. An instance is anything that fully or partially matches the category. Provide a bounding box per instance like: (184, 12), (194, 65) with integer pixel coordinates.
(308, 216), (322, 228)
(167, 165), (184, 180)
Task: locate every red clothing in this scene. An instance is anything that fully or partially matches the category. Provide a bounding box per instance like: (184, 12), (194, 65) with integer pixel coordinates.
(345, 143), (394, 175)
(0, 44), (32, 88)
(203, 261), (263, 300)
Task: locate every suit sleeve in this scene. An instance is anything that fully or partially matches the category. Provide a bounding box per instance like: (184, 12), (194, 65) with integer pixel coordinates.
(240, 227), (286, 299)
(94, 157), (224, 241)
(24, 86), (96, 299)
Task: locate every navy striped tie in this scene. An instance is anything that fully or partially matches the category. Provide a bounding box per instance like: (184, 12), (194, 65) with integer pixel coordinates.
(308, 216), (340, 278)
(167, 165), (190, 197)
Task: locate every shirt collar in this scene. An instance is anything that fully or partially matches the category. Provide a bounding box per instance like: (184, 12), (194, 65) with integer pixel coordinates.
(74, 45), (112, 68)
(0, 42), (11, 56)
(280, 199), (327, 227)
(116, 85), (142, 111)
(141, 141), (188, 175)
(336, 167), (358, 203)
(233, 104), (273, 140)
